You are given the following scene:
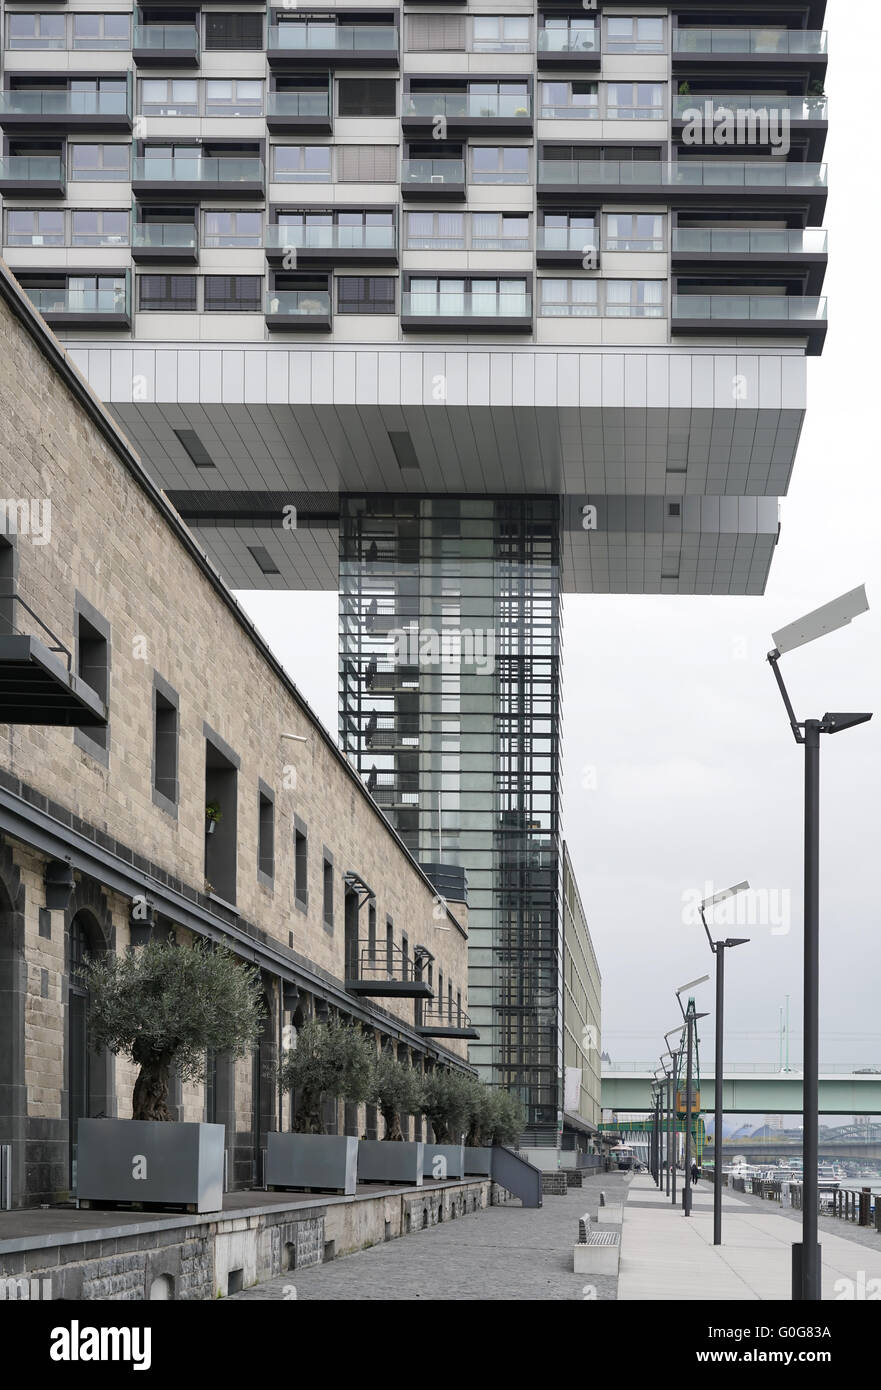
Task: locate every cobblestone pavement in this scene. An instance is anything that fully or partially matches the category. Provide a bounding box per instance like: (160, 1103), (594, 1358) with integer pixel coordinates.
(227, 1173), (632, 1301)
(729, 1185), (881, 1256)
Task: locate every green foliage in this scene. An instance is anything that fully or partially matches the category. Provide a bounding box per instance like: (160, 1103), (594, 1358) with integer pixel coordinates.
(420, 1068), (474, 1143)
(205, 800), (222, 823)
(279, 1018), (375, 1134)
(370, 1048), (423, 1140)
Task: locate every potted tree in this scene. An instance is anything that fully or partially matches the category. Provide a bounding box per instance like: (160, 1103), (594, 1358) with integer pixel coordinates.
(76, 939), (264, 1212)
(358, 1048), (425, 1185)
(205, 800), (222, 835)
(464, 1083), (525, 1175)
(271, 1017), (374, 1195)
(420, 1068), (473, 1178)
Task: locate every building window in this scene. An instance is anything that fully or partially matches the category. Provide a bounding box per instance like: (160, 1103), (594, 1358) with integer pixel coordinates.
(408, 276), (528, 316)
(605, 82), (665, 120)
(205, 80), (263, 118)
(138, 274), (197, 312)
(470, 212), (529, 251)
(605, 279), (665, 317)
(605, 16), (665, 54)
(294, 818), (308, 909)
(272, 144), (331, 182)
(323, 854), (334, 928)
(7, 13), (65, 49)
(139, 79), (198, 118)
(71, 209), (129, 247)
(539, 278), (599, 317)
(205, 729), (239, 904)
(337, 276), (395, 315)
(70, 143), (129, 181)
(470, 145), (529, 185)
(153, 678), (179, 808)
(539, 212), (597, 253)
(204, 275), (262, 312)
(385, 917), (393, 974)
(5, 208), (64, 247)
(258, 785), (275, 883)
(204, 12), (263, 50)
(367, 900), (377, 964)
(604, 213), (664, 252)
(335, 145), (396, 182)
(73, 13), (130, 49)
(470, 16), (529, 52)
(337, 78), (396, 118)
(405, 211), (464, 250)
(540, 81), (598, 120)
(75, 597), (110, 756)
(203, 210), (262, 248)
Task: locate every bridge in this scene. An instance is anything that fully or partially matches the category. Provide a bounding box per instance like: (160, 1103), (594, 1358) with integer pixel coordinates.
(601, 1065), (881, 1115)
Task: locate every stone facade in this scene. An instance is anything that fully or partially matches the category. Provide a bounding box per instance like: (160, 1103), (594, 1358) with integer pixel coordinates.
(0, 262), (472, 1207)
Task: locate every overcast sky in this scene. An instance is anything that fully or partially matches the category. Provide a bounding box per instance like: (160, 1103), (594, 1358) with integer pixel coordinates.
(236, 4), (880, 1083)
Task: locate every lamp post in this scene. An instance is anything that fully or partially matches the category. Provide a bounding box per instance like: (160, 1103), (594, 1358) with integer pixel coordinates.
(660, 1053), (674, 1196)
(700, 882), (750, 1245)
(767, 586), (872, 1301)
(664, 1031), (685, 1206)
(675, 978), (710, 1218)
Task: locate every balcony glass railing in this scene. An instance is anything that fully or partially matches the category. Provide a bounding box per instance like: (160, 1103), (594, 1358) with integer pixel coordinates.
(266, 224), (396, 250)
(673, 28), (827, 55)
(0, 154), (64, 182)
(401, 158), (465, 185)
(132, 222), (198, 249)
(25, 282), (130, 316)
(132, 156), (264, 184)
(265, 289), (331, 318)
(672, 228), (828, 255)
(0, 90), (130, 118)
(540, 99), (599, 119)
(132, 24), (199, 53)
(537, 26), (599, 54)
(673, 94), (828, 121)
(672, 293), (827, 321)
(537, 159), (827, 188)
(268, 23), (398, 53)
(266, 91), (331, 118)
(405, 92), (531, 118)
(536, 228), (599, 252)
(402, 290), (531, 318)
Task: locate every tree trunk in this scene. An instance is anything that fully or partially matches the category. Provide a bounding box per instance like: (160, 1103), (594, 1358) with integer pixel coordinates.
(431, 1117), (449, 1143)
(131, 1045), (174, 1121)
(382, 1105), (404, 1141)
(292, 1089), (323, 1134)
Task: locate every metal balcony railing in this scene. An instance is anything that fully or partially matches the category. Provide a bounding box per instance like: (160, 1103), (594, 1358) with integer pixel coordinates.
(538, 158), (827, 187)
(268, 23), (398, 53)
(346, 940), (432, 997)
(0, 89), (131, 118)
(132, 156), (264, 184)
(0, 154), (65, 183)
(266, 91), (331, 118)
(133, 24), (199, 53)
(132, 222), (198, 250)
(401, 158), (465, 186)
(672, 294), (827, 322)
(265, 224), (396, 251)
(24, 280), (130, 316)
(265, 289), (331, 319)
(673, 28), (828, 55)
(536, 228), (598, 252)
(405, 92), (531, 118)
(672, 228), (828, 255)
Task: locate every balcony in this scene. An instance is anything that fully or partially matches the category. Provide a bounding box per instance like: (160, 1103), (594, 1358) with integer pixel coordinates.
(0, 594), (108, 727)
(267, 22), (399, 69)
(364, 711), (419, 752)
(536, 227), (599, 267)
(401, 288), (532, 333)
(537, 158), (828, 218)
(416, 1000), (479, 1040)
(672, 293), (827, 355)
(132, 155), (264, 198)
(0, 154), (65, 197)
(346, 940), (433, 998)
(673, 28), (828, 74)
(265, 222), (397, 266)
(131, 221), (199, 263)
(672, 227), (827, 292)
(364, 658), (420, 692)
(22, 275), (131, 329)
(401, 157), (465, 200)
(672, 93), (828, 160)
(266, 89), (332, 134)
(132, 24), (200, 66)
(265, 288), (332, 331)
(0, 89), (132, 132)
(536, 25), (601, 70)
(402, 91), (532, 138)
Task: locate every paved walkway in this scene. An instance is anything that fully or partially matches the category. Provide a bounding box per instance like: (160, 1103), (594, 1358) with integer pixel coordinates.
(619, 1174), (881, 1300)
(228, 1173), (632, 1301)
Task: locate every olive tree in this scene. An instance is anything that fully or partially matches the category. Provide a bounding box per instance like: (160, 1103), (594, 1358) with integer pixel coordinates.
(420, 1068), (473, 1143)
(279, 1018), (375, 1134)
(369, 1048), (422, 1141)
(81, 940), (265, 1122)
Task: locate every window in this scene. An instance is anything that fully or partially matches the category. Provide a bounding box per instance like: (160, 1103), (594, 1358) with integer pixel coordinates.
(367, 900), (376, 963)
(540, 81), (598, 119)
(7, 13), (65, 49)
(204, 12), (263, 50)
(140, 79), (198, 118)
(337, 276), (395, 315)
(138, 274), (197, 312)
(604, 213), (664, 252)
(470, 212), (529, 250)
(153, 678), (179, 808)
(539, 16), (598, 53)
(470, 146), (529, 184)
(294, 818), (308, 908)
(405, 211), (464, 250)
(605, 16), (665, 53)
(456, 989), (462, 1025)
(408, 14), (465, 51)
(539, 212), (597, 252)
(335, 145), (396, 182)
(272, 144), (331, 182)
(75, 597), (109, 756)
(408, 276), (528, 316)
(203, 210), (262, 248)
(205, 730), (239, 904)
(72, 13), (130, 48)
(204, 275), (262, 312)
(5, 209), (63, 246)
(401, 933), (409, 980)
(70, 144), (129, 181)
(323, 855), (334, 927)
(471, 16), (529, 51)
(205, 80), (263, 118)
(71, 209), (129, 246)
(258, 785), (274, 883)
(606, 83), (665, 120)
(385, 919), (393, 973)
(337, 78), (396, 118)
(539, 278), (599, 317)
(605, 279), (665, 316)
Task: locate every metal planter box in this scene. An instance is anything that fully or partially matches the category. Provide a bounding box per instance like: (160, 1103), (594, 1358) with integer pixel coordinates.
(266, 1133), (358, 1195)
(464, 1146), (493, 1177)
(76, 1118), (225, 1213)
(357, 1139), (424, 1186)
(423, 1143), (465, 1179)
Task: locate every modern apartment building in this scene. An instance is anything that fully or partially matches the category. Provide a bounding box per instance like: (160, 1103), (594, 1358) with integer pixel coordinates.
(0, 0), (828, 1142)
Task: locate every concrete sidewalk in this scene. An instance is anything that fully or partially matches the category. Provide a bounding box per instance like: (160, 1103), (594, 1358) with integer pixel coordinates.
(619, 1173), (881, 1300)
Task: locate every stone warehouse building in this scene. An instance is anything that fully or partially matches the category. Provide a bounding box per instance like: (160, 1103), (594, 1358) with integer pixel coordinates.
(0, 257), (475, 1209)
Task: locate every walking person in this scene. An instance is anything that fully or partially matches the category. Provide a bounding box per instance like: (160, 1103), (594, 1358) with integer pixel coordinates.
(691, 1160), (699, 1185)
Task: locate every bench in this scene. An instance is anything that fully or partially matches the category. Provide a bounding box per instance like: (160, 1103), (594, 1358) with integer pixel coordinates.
(573, 1213), (621, 1275)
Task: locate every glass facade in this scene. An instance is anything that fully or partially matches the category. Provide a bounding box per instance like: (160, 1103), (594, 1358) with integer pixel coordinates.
(339, 495), (562, 1139)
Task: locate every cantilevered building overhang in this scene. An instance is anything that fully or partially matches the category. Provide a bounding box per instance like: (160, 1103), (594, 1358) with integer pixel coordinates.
(67, 341), (802, 597)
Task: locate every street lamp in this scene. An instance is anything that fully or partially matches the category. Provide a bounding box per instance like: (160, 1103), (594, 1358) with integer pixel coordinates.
(767, 585), (872, 1302)
(652, 1069), (666, 1185)
(674, 982), (709, 1217)
(665, 1027), (689, 1207)
(660, 1052), (674, 1195)
(699, 881), (750, 1245)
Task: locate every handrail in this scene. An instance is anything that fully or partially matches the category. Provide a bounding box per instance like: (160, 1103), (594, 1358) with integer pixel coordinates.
(0, 594), (72, 671)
